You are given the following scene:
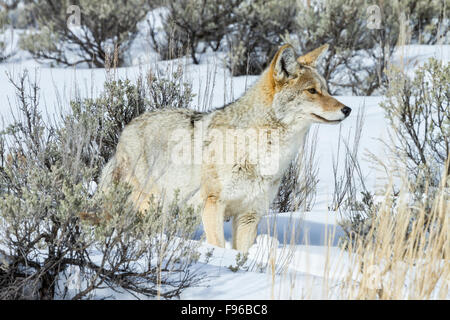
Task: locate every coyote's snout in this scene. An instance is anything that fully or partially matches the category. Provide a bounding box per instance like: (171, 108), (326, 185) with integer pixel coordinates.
(99, 44), (351, 252)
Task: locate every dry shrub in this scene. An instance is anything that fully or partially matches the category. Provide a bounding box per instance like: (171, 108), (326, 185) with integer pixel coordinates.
(19, 0), (150, 67)
(149, 0), (239, 63)
(0, 70), (202, 300)
(330, 107), (371, 213)
(293, 0), (448, 95)
(334, 57), (449, 300)
(65, 63), (194, 180)
(225, 0), (297, 76)
(273, 127), (319, 213)
(340, 171), (448, 299)
(379, 58), (449, 210)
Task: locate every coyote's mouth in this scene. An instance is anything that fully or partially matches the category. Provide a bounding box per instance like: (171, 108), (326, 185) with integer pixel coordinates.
(311, 113), (342, 124)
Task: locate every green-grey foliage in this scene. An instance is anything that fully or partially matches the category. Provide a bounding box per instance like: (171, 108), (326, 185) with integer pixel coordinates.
(64, 65), (194, 179)
(0, 7), (10, 62)
(294, 0), (448, 95)
(380, 58), (449, 208)
(228, 253), (249, 273)
(225, 0), (297, 76)
(0, 0), (36, 28)
(0, 70), (202, 300)
(150, 0), (239, 63)
(339, 59), (449, 245)
(294, 0), (390, 95)
(19, 0), (150, 67)
(403, 0), (448, 44)
(150, 0), (297, 75)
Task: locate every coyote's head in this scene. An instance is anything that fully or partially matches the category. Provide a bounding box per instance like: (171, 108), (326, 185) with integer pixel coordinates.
(266, 44), (351, 125)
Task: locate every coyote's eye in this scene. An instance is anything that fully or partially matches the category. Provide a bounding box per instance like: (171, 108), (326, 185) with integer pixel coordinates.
(307, 88), (318, 94)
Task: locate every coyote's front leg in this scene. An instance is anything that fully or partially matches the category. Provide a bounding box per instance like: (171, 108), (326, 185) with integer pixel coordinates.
(232, 212), (260, 253)
(202, 196), (226, 248)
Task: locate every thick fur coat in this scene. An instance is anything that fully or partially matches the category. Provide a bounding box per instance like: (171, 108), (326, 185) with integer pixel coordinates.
(99, 44), (351, 252)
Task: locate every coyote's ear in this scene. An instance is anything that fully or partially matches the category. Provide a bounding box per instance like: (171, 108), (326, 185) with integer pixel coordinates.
(272, 44), (299, 83)
(297, 44), (329, 67)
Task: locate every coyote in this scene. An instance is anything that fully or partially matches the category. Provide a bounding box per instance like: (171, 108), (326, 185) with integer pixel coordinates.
(99, 44), (351, 252)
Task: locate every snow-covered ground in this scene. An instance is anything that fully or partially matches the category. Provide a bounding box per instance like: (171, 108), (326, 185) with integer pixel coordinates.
(0, 23), (448, 299)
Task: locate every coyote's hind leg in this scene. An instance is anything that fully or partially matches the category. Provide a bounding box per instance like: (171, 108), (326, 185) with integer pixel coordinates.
(232, 212), (260, 253)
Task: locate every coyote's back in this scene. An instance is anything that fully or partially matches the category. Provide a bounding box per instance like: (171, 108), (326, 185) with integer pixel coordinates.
(99, 108), (205, 211)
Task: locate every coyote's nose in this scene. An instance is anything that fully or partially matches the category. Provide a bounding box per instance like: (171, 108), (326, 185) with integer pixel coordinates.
(341, 106), (352, 117)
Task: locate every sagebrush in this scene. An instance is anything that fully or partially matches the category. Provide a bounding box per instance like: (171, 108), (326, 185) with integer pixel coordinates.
(0, 70), (202, 300)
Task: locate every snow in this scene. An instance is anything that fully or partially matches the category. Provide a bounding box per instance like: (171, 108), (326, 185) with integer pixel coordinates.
(183, 210), (349, 300)
(0, 23), (448, 300)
